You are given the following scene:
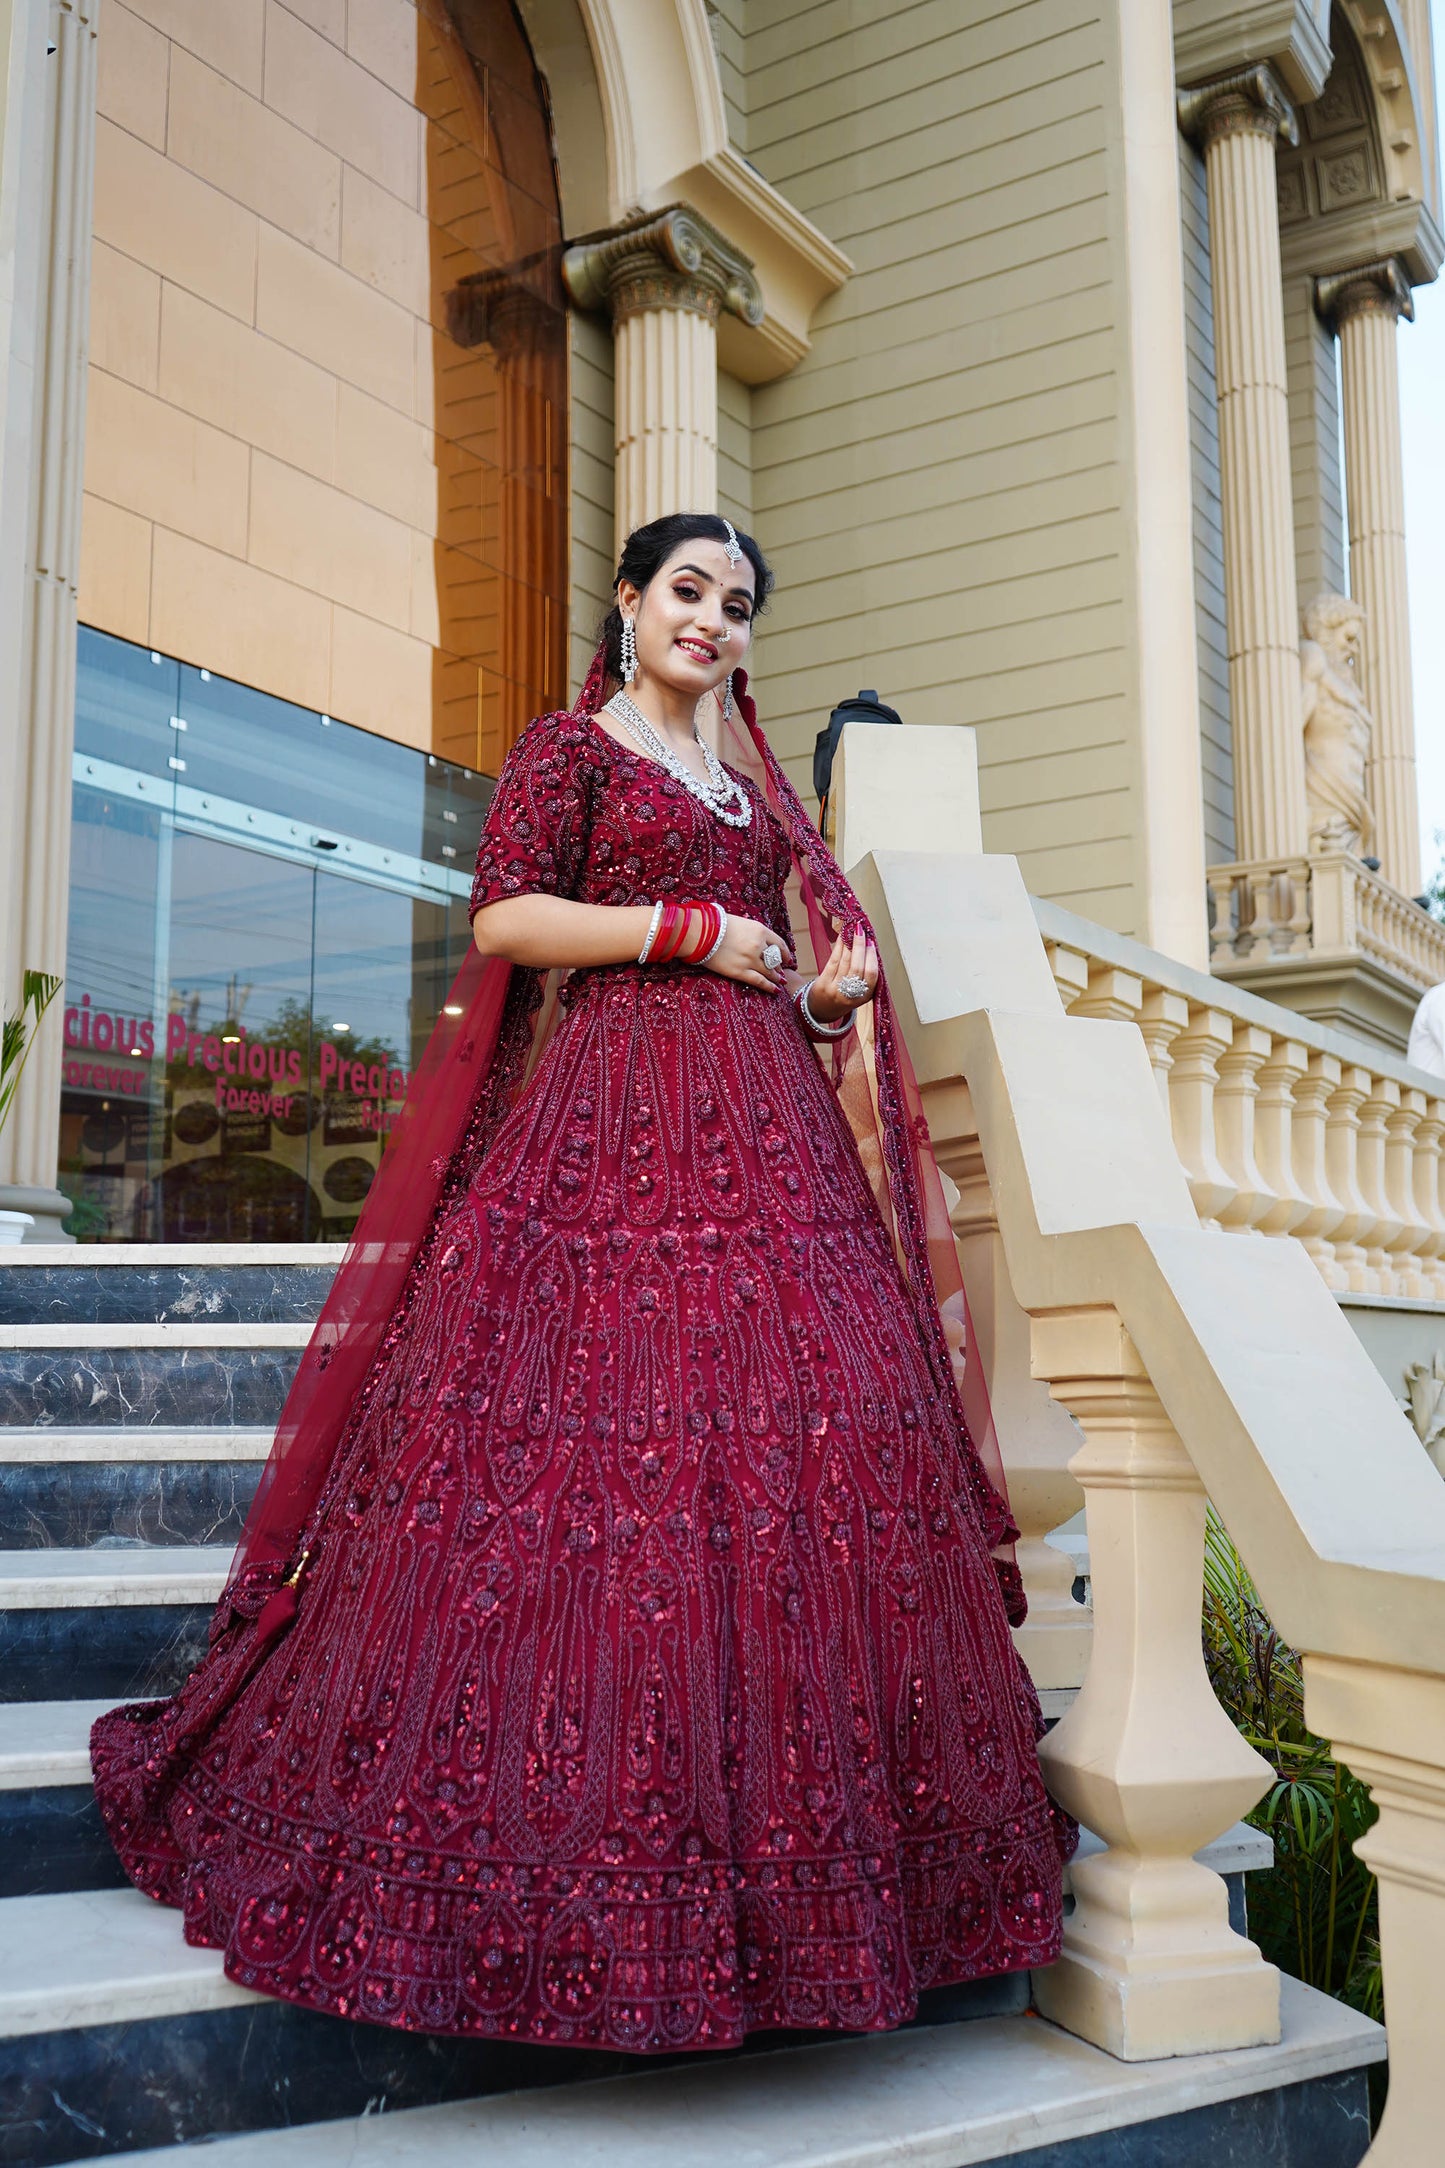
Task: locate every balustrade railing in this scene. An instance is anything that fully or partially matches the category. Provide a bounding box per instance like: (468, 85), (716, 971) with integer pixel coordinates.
(1038, 898), (1445, 1300)
(849, 839), (1445, 2161)
(1208, 851), (1445, 990)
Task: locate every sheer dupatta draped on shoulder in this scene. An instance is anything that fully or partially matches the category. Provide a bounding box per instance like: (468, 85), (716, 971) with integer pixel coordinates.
(218, 644), (1021, 1669)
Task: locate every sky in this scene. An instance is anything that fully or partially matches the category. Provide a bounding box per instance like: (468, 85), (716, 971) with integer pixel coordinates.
(1405, 0), (1445, 887)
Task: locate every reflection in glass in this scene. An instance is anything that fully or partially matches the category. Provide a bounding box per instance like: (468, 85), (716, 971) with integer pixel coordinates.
(418, 0), (568, 771)
(60, 630), (482, 1243)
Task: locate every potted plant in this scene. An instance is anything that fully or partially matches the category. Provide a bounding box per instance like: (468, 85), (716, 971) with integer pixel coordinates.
(0, 970), (62, 1244)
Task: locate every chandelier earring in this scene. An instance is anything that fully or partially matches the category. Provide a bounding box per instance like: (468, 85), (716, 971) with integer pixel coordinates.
(619, 613), (638, 685)
(721, 671), (734, 723)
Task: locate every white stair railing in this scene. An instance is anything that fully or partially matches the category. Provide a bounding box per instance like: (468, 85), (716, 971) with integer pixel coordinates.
(853, 845), (1445, 2162)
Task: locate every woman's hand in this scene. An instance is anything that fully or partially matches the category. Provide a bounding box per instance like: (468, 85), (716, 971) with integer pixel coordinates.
(805, 925), (879, 1023)
(693, 912), (794, 991)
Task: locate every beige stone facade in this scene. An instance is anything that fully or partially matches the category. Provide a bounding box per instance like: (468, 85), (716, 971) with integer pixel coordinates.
(0, 0), (1438, 1214)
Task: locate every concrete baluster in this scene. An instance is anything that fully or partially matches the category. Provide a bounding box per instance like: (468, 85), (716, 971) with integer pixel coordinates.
(936, 1111), (1091, 1703)
(1031, 1308), (1279, 2059)
(1213, 1022), (1275, 1231)
(1356, 1077), (1404, 1292)
(1043, 940), (1091, 1012)
(1136, 987), (1190, 1109)
(1306, 1659), (1445, 2168)
(1413, 1103), (1445, 1303)
(1071, 964), (1144, 1026)
(1324, 1065), (1375, 1291)
(1289, 1052), (1348, 1286)
(1167, 1006), (1239, 1224)
(1252, 1035), (1310, 1236)
(1384, 1091), (1428, 1298)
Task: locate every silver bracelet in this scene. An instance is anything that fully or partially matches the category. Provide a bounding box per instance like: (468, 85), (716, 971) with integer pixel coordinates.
(798, 978), (855, 1038)
(699, 906), (728, 966)
(637, 899), (665, 964)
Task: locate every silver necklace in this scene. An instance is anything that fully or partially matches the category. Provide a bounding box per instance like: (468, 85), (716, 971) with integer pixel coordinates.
(605, 689), (752, 830)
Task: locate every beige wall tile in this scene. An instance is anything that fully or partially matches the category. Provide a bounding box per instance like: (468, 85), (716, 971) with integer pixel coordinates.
(264, 1), (419, 205)
(255, 222), (414, 412)
(335, 381), (435, 528)
(166, 46), (341, 258)
(277, 0), (345, 43)
(78, 494), (154, 645)
(123, 0), (264, 95)
(151, 525), (331, 706)
(94, 118), (259, 323)
(96, 2), (170, 151)
(249, 451), (412, 628)
(413, 315), (436, 429)
(329, 603), (433, 747)
(89, 242), (161, 393)
(345, 0), (420, 98)
(84, 367), (251, 557)
(339, 163), (429, 315)
(158, 283), (338, 485)
(407, 525), (439, 645)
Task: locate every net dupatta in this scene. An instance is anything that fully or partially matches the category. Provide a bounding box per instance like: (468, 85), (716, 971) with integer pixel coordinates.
(716, 670), (1020, 1618)
(222, 643), (1021, 1636)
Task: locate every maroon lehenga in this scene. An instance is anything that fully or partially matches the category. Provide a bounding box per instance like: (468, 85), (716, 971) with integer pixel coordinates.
(92, 655), (1070, 2051)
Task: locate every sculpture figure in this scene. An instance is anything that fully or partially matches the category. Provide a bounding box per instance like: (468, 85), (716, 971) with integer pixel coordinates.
(1300, 593), (1375, 859)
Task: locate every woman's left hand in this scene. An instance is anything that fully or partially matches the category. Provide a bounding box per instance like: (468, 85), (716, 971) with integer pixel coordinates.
(806, 925), (878, 1023)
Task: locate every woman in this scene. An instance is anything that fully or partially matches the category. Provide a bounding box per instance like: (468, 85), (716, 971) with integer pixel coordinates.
(93, 513), (1070, 2053)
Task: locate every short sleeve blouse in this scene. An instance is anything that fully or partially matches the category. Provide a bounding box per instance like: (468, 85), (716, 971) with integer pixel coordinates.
(468, 713), (596, 920)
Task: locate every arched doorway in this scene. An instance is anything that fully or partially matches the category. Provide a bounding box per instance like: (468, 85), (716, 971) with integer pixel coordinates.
(418, 0), (570, 771)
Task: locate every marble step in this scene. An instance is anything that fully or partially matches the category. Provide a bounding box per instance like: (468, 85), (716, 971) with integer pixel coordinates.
(0, 1246), (341, 1327)
(0, 1326), (307, 1431)
(0, 1547), (231, 1703)
(0, 1438), (267, 1549)
(0, 1701), (131, 1898)
(30, 1967), (1382, 2168)
(0, 1888), (1024, 2167)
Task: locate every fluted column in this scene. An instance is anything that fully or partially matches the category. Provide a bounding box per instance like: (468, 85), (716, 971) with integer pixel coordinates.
(0, 0), (99, 1242)
(1179, 68), (1308, 862)
(1316, 259), (1419, 897)
(562, 206), (762, 551)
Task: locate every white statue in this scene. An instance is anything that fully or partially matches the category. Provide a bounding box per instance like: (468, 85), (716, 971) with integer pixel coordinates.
(1404, 1348), (1445, 1479)
(1300, 593), (1375, 860)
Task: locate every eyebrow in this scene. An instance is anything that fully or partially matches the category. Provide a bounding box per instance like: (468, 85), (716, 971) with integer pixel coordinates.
(673, 561), (754, 603)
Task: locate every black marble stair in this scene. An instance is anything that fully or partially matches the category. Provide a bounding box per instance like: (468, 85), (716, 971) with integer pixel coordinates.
(1, 1592), (216, 1703)
(0, 1345), (302, 1431)
(0, 1259), (336, 1328)
(0, 1881), (1031, 2168)
(0, 1446), (265, 1548)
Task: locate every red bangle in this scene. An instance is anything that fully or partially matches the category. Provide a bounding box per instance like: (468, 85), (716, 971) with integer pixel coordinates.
(652, 900), (690, 964)
(685, 901), (719, 963)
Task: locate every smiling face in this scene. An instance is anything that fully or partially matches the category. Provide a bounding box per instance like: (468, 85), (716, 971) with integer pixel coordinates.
(619, 538), (756, 701)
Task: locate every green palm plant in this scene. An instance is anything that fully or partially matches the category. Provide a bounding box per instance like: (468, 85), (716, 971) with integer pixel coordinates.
(1202, 1510), (1382, 2021)
(0, 970), (63, 1144)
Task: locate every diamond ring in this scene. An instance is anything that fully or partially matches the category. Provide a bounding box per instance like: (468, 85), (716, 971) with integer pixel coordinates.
(762, 941), (783, 973)
(838, 974), (871, 1001)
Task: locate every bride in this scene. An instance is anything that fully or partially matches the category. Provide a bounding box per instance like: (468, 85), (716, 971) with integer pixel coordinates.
(92, 512), (1071, 2052)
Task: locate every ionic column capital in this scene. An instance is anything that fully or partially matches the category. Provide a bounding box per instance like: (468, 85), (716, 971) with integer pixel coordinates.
(1177, 64), (1299, 151)
(1315, 256), (1415, 332)
(561, 206), (763, 331)
(445, 256), (560, 363)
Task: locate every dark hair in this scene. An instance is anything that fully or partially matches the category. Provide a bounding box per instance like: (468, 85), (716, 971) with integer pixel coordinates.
(597, 513), (774, 681)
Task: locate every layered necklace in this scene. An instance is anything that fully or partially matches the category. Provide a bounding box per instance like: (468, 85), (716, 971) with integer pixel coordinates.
(605, 688), (753, 830)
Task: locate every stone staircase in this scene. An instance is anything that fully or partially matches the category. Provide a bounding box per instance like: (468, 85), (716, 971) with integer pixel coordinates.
(0, 1248), (1385, 2167)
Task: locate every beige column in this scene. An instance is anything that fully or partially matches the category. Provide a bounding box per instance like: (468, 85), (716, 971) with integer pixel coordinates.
(1033, 1307), (1279, 2060)
(1316, 259), (1420, 898)
(0, 0), (98, 1243)
(562, 206), (762, 550)
(1179, 67), (1308, 863)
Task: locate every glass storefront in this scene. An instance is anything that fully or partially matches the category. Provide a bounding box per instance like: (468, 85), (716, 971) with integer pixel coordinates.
(61, 628), (492, 1243)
